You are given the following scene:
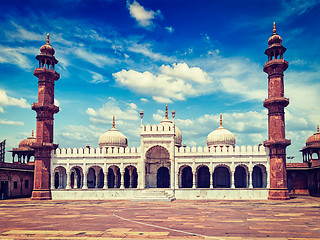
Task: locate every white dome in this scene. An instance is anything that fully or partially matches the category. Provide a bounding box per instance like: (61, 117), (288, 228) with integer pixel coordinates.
(206, 115), (235, 147)
(98, 117), (128, 148)
(159, 119), (182, 147)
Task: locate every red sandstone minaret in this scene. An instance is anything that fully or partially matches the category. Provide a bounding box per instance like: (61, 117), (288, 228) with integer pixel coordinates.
(31, 34), (59, 200)
(263, 23), (291, 200)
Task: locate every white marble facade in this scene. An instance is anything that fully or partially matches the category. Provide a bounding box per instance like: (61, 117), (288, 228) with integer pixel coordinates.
(51, 112), (270, 200)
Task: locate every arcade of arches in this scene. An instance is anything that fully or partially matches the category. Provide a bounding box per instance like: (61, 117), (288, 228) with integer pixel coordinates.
(53, 163), (267, 190)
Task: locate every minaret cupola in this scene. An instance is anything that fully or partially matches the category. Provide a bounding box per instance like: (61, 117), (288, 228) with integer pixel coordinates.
(36, 34), (58, 71)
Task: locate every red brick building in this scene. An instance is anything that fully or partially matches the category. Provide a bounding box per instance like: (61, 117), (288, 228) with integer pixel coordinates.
(287, 126), (320, 196)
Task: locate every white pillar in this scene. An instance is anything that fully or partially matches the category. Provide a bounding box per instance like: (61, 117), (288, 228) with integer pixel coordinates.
(120, 171), (125, 189)
(138, 136), (145, 189)
(249, 170), (253, 188)
(103, 170), (108, 189)
(231, 171), (235, 188)
(192, 170), (196, 188)
(209, 170), (213, 188)
(82, 170), (88, 189)
(66, 171), (71, 189)
(175, 171), (179, 189)
(170, 160), (174, 189)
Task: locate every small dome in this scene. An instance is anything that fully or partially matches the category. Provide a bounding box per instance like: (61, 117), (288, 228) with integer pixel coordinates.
(268, 22), (283, 46)
(18, 130), (36, 148)
(207, 115), (236, 147)
(98, 117), (128, 148)
(40, 34), (55, 56)
(306, 125), (320, 147)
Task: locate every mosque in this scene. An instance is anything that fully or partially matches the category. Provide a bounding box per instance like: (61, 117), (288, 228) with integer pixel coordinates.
(4, 23), (320, 200)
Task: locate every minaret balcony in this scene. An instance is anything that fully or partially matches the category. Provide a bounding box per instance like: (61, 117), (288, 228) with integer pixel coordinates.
(263, 59), (288, 73)
(33, 68), (60, 80)
(264, 139), (291, 152)
(32, 103), (59, 114)
(263, 97), (289, 108)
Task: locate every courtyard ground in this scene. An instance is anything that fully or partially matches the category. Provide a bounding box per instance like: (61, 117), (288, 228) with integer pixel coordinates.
(0, 196), (319, 240)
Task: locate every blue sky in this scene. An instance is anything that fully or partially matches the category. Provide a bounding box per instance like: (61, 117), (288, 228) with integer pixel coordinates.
(0, 0), (319, 162)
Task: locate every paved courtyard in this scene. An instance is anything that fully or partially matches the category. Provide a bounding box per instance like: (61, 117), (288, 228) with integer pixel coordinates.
(0, 196), (319, 240)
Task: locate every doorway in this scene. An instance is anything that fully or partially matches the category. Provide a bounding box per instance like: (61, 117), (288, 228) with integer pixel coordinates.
(157, 167), (170, 188)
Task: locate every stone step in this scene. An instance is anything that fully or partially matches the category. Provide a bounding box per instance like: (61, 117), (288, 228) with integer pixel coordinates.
(131, 191), (175, 202)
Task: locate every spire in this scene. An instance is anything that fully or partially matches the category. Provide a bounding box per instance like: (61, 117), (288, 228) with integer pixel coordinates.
(47, 33), (50, 44)
(317, 124), (319, 133)
(112, 115), (115, 128)
(165, 104), (168, 119)
(32, 129), (34, 138)
(273, 22), (276, 34)
(220, 114), (223, 127)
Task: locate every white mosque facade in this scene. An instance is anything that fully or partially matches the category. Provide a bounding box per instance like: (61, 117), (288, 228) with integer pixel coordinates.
(51, 108), (270, 200)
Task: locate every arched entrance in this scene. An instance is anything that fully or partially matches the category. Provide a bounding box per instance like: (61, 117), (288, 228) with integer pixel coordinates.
(124, 166), (138, 188)
(145, 145), (170, 188)
(213, 166), (230, 188)
(234, 166), (247, 188)
(108, 166), (120, 188)
(180, 166), (192, 188)
(157, 167), (170, 188)
(252, 164), (267, 188)
(197, 165), (210, 188)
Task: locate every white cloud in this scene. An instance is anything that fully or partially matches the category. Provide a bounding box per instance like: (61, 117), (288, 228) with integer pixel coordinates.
(169, 110), (267, 147)
(0, 119), (24, 126)
(54, 99), (60, 107)
(127, 42), (174, 62)
(74, 48), (116, 67)
(160, 63), (211, 84)
(113, 63), (212, 103)
(6, 21), (44, 42)
(128, 103), (137, 109)
(57, 125), (103, 147)
(86, 97), (139, 124)
(140, 98), (149, 102)
(281, 0), (320, 15)
(152, 96), (173, 103)
(165, 26), (174, 33)
(0, 89), (30, 111)
(0, 45), (38, 70)
(88, 70), (108, 83)
(127, 1), (161, 28)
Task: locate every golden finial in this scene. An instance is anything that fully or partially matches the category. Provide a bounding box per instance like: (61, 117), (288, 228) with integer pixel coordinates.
(220, 114), (223, 127)
(31, 129), (34, 138)
(273, 22), (276, 34)
(47, 33), (50, 44)
(317, 124), (319, 133)
(172, 109), (175, 118)
(112, 115), (115, 128)
(165, 104), (168, 119)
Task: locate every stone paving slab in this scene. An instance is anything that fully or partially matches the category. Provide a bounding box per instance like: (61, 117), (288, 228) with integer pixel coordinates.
(0, 196), (319, 239)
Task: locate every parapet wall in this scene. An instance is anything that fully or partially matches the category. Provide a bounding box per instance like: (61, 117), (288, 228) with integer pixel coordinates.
(175, 145), (268, 156)
(141, 123), (173, 133)
(52, 146), (141, 158)
(52, 145), (268, 158)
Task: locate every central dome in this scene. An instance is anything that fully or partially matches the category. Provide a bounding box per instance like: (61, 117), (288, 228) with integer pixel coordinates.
(207, 114), (236, 147)
(98, 116), (128, 148)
